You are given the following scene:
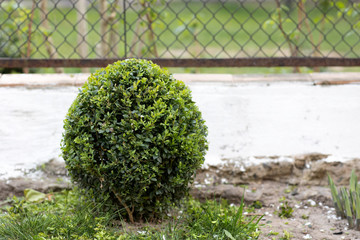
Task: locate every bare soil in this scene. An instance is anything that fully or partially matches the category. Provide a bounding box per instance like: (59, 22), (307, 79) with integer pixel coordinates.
(231, 182), (358, 240)
(191, 181), (360, 239)
(192, 153), (360, 239)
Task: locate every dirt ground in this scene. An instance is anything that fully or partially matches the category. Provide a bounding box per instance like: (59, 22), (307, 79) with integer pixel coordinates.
(192, 154), (360, 240)
(258, 200), (358, 240)
(242, 182), (358, 240)
(190, 180), (360, 240)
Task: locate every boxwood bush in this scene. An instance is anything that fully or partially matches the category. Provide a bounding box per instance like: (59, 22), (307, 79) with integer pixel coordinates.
(61, 59), (208, 222)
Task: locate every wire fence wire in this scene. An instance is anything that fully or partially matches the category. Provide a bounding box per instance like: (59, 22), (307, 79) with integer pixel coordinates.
(1, 0), (360, 68)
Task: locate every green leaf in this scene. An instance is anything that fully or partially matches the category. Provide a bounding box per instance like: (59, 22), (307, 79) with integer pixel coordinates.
(342, 188), (352, 218)
(224, 229), (236, 240)
(350, 169), (357, 194)
(356, 194), (360, 219)
(328, 174), (344, 217)
(319, 0), (333, 13)
(336, 1), (346, 10)
(24, 189), (46, 203)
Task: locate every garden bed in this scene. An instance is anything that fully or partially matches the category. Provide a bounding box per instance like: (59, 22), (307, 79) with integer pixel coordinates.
(1, 156), (359, 239)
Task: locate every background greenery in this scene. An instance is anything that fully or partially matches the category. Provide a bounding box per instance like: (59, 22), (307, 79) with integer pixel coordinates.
(1, 0), (360, 73)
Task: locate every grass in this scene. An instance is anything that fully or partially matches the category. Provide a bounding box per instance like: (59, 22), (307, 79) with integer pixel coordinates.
(1, 1), (360, 74)
(0, 190), (116, 239)
(0, 188), (262, 239)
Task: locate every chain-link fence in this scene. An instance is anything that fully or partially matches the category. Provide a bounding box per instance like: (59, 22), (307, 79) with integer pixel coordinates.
(1, 0), (360, 69)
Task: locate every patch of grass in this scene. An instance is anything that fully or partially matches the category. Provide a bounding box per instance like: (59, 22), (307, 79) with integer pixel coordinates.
(0, 189), (118, 239)
(177, 198), (262, 239)
(0, 189), (263, 239)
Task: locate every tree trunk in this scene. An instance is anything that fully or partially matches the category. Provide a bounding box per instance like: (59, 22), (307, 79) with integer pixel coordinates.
(40, 0), (64, 73)
(107, 3), (118, 58)
(24, 0), (36, 74)
(100, 0), (108, 57)
(76, 0), (89, 72)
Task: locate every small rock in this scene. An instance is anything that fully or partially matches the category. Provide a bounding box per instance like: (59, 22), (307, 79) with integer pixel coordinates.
(39, 158), (68, 177)
(294, 153), (329, 163)
(294, 158), (306, 169)
(303, 234), (312, 239)
(0, 177), (71, 201)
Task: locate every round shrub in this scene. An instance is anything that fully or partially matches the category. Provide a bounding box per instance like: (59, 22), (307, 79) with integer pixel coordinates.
(61, 59), (208, 222)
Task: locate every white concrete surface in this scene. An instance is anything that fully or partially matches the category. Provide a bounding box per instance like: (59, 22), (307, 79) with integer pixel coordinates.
(1, 72), (360, 87)
(0, 78), (360, 178)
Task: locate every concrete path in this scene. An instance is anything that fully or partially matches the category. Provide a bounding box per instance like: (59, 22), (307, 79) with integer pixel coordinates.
(0, 72), (360, 87)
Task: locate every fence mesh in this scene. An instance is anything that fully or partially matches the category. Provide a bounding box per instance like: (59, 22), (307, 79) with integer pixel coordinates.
(1, 0), (360, 66)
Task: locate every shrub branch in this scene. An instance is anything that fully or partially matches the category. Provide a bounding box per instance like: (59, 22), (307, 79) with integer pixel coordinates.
(112, 189), (135, 224)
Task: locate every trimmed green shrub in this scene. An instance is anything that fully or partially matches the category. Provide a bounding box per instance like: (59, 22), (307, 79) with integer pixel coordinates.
(61, 59), (208, 222)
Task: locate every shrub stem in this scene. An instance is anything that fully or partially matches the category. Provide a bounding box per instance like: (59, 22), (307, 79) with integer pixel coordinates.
(112, 189), (135, 224)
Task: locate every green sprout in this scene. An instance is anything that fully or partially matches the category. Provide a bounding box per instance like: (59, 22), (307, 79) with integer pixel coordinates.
(328, 170), (360, 230)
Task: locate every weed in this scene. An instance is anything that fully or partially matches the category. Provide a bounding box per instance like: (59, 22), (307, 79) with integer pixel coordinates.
(279, 230), (293, 240)
(268, 230), (279, 236)
(276, 198), (294, 219)
(329, 170), (360, 230)
(250, 201), (263, 209)
(302, 214), (309, 219)
(284, 185), (297, 194)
